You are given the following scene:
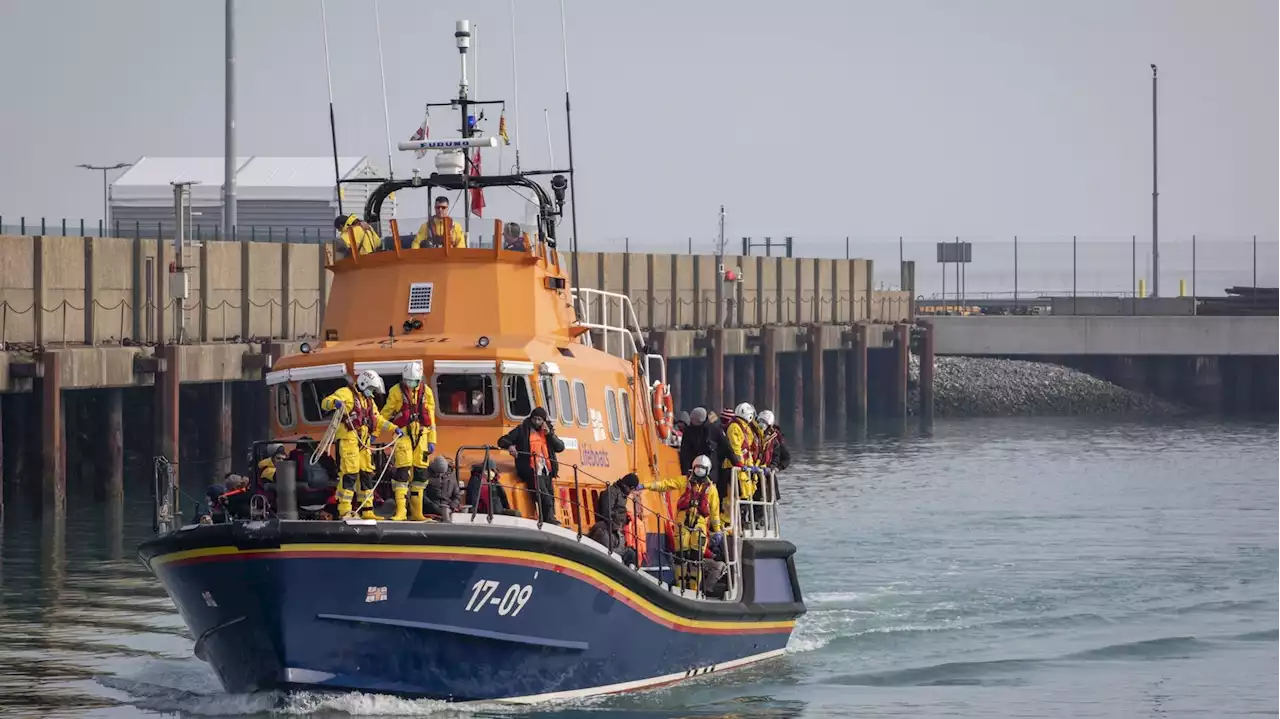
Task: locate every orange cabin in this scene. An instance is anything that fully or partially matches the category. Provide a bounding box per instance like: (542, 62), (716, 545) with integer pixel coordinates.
(266, 211), (685, 563)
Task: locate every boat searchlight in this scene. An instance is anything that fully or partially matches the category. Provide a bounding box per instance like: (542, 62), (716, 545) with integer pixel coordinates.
(550, 174), (568, 207)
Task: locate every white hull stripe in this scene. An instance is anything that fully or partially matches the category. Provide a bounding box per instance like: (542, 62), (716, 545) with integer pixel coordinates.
(489, 648), (788, 704)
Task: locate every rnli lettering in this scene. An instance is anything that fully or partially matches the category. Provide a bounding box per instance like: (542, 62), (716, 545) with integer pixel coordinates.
(465, 579), (533, 616)
(580, 447), (611, 467)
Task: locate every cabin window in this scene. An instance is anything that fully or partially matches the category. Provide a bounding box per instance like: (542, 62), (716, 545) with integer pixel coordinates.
(619, 389), (634, 443)
(539, 375), (558, 423)
(504, 375), (533, 420)
(572, 380), (589, 428)
(436, 374), (497, 417)
(300, 378), (348, 423)
(604, 388), (621, 442)
(275, 383), (296, 429)
(557, 377), (574, 426)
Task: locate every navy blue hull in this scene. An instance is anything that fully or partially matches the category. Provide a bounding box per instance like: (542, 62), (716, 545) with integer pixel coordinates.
(141, 520), (803, 702)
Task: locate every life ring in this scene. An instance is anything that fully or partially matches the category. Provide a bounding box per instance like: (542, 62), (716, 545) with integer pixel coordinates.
(652, 382), (675, 439)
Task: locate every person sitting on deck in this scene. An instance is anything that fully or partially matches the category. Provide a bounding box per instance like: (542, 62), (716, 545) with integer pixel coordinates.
(412, 196), (468, 248)
(639, 455), (723, 592)
(497, 407), (565, 525)
(465, 459), (519, 516)
(421, 456), (461, 521)
(587, 473), (642, 567)
(502, 222), (528, 252)
(334, 215), (380, 255)
(257, 444), (287, 482)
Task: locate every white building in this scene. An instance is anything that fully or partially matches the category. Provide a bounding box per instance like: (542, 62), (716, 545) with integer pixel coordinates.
(109, 156), (384, 241)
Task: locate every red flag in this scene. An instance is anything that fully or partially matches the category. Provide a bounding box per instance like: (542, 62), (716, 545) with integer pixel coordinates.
(469, 149), (485, 217)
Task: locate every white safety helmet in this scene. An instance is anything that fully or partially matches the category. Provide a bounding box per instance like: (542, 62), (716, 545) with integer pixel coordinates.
(734, 402), (756, 423)
(757, 409), (775, 428)
(402, 361), (424, 385)
(691, 455), (713, 479)
(356, 370), (385, 397)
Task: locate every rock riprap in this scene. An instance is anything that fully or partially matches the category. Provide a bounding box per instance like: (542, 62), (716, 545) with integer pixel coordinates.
(908, 356), (1184, 417)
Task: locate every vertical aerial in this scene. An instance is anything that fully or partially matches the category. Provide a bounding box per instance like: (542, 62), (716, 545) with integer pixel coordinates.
(1151, 63), (1159, 297)
(558, 0), (581, 290)
(223, 0), (237, 239)
(321, 0), (343, 216)
(374, 0), (395, 188)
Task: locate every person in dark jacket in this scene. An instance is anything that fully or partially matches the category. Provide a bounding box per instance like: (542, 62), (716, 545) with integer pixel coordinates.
(424, 456), (462, 519)
(587, 473), (641, 566)
(464, 458), (518, 516)
(497, 407), (565, 524)
(679, 407), (731, 477)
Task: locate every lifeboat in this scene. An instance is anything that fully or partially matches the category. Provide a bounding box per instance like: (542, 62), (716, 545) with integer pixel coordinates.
(138, 19), (804, 703)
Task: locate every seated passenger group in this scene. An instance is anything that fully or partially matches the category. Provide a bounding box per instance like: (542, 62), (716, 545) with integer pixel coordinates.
(333, 196), (533, 255)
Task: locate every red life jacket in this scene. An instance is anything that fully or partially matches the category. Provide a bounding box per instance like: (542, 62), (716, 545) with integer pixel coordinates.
(760, 427), (780, 465)
(677, 482), (710, 524)
(392, 383), (431, 428)
(346, 393), (380, 433)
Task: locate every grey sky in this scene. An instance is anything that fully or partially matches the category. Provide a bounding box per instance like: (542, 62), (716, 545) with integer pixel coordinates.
(0, 0), (1275, 254)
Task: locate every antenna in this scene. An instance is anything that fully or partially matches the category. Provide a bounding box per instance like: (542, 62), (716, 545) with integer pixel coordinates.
(223, 0), (237, 240)
(373, 0), (395, 195)
(543, 109), (555, 167)
(509, 0), (522, 173)
(321, 0), (342, 216)
(457, 19), (473, 238)
(558, 0), (581, 289)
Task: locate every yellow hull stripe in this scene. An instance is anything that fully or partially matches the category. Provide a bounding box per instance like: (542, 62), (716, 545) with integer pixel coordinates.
(151, 542), (797, 632)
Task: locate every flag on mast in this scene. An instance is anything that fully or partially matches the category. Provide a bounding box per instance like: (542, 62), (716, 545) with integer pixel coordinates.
(498, 111), (511, 146)
(409, 106), (430, 159)
(469, 150), (485, 217)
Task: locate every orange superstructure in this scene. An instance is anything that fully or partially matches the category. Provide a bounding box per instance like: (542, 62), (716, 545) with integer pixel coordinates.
(266, 215), (682, 554)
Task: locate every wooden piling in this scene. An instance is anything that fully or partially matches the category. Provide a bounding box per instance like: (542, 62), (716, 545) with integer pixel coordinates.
(791, 353), (805, 436)
(852, 323), (868, 427)
(106, 388), (124, 502)
(743, 353), (758, 409)
(213, 382), (233, 479)
(833, 347), (848, 435)
(919, 319), (935, 422)
(41, 351), (65, 515)
(894, 323), (910, 418)
(156, 344), (181, 489)
(806, 325), (825, 436)
(762, 327), (780, 417)
(723, 346), (736, 407)
(708, 329), (726, 412)
(669, 358), (684, 410)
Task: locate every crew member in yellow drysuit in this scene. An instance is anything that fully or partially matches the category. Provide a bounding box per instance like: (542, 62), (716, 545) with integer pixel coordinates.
(412, 196), (467, 248)
(321, 370), (399, 519)
(642, 454), (724, 592)
(380, 361), (438, 521)
(721, 402), (760, 528)
(334, 214), (380, 255)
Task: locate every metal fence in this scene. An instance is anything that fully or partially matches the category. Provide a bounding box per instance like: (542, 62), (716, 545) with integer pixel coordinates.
(3, 216), (1274, 298)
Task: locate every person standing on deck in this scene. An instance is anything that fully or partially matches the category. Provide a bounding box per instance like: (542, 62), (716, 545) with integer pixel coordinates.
(640, 455), (723, 592)
(380, 362), (438, 521)
(679, 407), (728, 475)
(412, 196), (468, 248)
(321, 371), (400, 519)
(722, 402), (761, 527)
(497, 407), (564, 524)
(334, 215), (381, 255)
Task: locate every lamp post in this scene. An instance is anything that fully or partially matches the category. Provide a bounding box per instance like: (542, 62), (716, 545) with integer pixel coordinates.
(1150, 63), (1159, 297)
(77, 162), (132, 233)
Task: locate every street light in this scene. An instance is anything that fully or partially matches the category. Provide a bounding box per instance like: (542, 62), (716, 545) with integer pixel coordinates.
(77, 162), (132, 234)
